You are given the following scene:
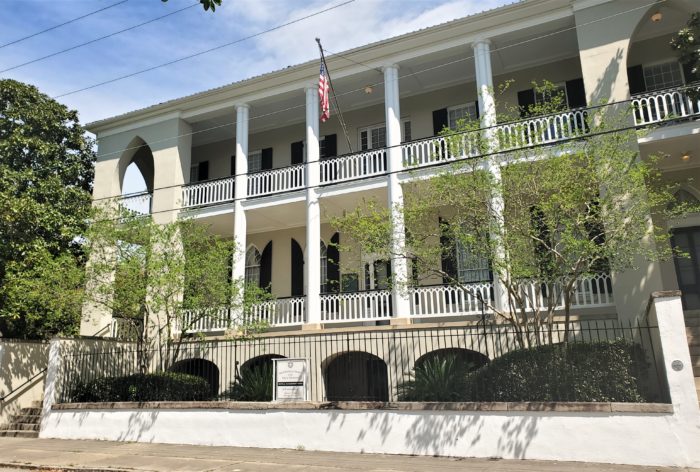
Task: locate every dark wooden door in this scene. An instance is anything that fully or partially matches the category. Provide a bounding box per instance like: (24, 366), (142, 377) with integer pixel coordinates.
(672, 227), (700, 310)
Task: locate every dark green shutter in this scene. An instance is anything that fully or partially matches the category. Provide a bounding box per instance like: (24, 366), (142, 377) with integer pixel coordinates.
(291, 239), (304, 296)
(327, 232), (340, 293)
(197, 161), (209, 181)
(261, 148), (273, 170)
(230, 155), (235, 176)
(432, 108), (448, 135)
(474, 100), (480, 119)
(565, 78), (587, 108)
(439, 218), (457, 283)
(517, 89), (535, 117)
(323, 134), (337, 159)
(627, 65), (646, 95)
(291, 141), (304, 165)
(260, 241), (272, 292)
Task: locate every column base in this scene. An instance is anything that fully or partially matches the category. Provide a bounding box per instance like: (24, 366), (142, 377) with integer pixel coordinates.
(302, 323), (323, 331)
(390, 317), (413, 326)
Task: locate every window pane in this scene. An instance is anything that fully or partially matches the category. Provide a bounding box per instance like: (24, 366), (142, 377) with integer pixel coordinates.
(248, 151), (262, 173)
(456, 241), (490, 283)
(448, 104), (477, 130)
(643, 62), (683, 91)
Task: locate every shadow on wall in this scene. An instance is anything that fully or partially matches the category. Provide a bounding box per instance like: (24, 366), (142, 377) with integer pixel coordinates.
(590, 48), (624, 105)
(0, 341), (49, 424)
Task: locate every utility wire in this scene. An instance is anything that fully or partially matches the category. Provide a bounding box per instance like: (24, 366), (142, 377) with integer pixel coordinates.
(0, 2), (200, 74)
(52, 0), (356, 99)
(89, 0), (664, 162)
(0, 0), (129, 50)
(317, 38), (354, 154)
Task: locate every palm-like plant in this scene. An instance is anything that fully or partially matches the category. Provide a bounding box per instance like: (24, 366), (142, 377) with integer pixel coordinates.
(397, 355), (474, 402)
(221, 363), (273, 401)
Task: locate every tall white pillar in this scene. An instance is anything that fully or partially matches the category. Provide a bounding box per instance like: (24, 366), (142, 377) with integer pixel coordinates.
(305, 84), (322, 327)
(232, 104), (249, 286)
(473, 39), (509, 313)
(383, 64), (410, 319)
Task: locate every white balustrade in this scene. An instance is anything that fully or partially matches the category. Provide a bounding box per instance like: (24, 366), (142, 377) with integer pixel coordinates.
(119, 192), (151, 215)
(319, 149), (387, 183)
(409, 283), (492, 318)
(247, 165), (305, 197)
(320, 290), (392, 323)
(632, 86), (700, 126)
(517, 273), (614, 312)
(247, 297), (306, 326)
(182, 177), (234, 208)
(181, 307), (233, 334)
(401, 133), (481, 168)
(494, 109), (589, 151)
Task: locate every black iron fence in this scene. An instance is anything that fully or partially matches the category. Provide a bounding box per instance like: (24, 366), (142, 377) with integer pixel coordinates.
(55, 319), (669, 404)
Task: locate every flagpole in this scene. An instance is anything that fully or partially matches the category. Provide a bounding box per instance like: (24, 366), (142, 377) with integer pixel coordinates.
(316, 38), (353, 154)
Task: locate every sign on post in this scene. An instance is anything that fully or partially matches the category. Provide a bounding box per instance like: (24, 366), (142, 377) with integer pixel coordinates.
(272, 358), (309, 402)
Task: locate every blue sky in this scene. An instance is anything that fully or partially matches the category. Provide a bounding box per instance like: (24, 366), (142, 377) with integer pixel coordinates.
(1, 0), (513, 126)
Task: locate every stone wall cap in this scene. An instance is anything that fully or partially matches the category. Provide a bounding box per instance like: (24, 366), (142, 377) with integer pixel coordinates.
(650, 290), (682, 299)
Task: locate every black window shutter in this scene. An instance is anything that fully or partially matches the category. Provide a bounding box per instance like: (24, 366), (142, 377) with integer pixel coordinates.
(474, 100), (480, 119)
(432, 108), (448, 135)
(261, 147), (273, 170)
(627, 65), (646, 95)
(323, 134), (337, 159)
(197, 161), (209, 181)
(565, 78), (587, 109)
(327, 232), (340, 293)
(517, 89), (535, 117)
(230, 155), (236, 176)
(439, 218), (457, 283)
(260, 241), (273, 292)
(291, 141), (304, 165)
(291, 239), (304, 296)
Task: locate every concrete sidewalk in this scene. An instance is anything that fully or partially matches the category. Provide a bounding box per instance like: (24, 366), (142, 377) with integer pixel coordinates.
(0, 438), (697, 472)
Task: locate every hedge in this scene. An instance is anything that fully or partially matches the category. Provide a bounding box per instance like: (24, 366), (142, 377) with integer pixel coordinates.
(465, 339), (651, 402)
(69, 372), (213, 402)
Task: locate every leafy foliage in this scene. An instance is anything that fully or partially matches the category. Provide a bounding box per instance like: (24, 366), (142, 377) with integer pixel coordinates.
(465, 340), (650, 402)
(397, 354), (476, 402)
(70, 372), (213, 402)
(671, 12), (700, 88)
(0, 79), (95, 339)
(221, 363), (273, 401)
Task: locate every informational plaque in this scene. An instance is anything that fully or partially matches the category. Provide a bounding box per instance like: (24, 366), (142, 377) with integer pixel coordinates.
(272, 358), (309, 402)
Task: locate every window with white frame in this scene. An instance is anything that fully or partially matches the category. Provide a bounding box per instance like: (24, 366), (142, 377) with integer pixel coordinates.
(447, 103), (478, 130)
(455, 240), (490, 283)
(535, 83), (568, 109)
(643, 61), (684, 92)
(359, 120), (411, 150)
(244, 246), (261, 286)
(248, 150), (262, 173)
(320, 241), (328, 293)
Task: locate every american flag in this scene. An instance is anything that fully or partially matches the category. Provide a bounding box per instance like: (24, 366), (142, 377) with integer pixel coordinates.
(319, 59), (330, 122)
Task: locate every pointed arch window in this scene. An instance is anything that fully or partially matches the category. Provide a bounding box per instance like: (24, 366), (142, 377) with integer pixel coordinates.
(245, 246), (261, 286)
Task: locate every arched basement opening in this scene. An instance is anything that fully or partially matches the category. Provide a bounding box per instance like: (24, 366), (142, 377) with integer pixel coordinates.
(415, 348), (489, 373)
(324, 352), (388, 402)
(169, 358), (220, 397)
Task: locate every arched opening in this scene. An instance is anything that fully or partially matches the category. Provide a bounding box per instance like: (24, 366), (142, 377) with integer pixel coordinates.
(245, 245), (261, 287)
(222, 354), (286, 401)
(324, 352), (388, 401)
(415, 348), (489, 372)
(240, 354), (286, 373)
(119, 136), (154, 214)
(169, 358), (220, 397)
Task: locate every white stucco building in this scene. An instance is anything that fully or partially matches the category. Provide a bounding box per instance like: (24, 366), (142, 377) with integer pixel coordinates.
(81, 0), (699, 346)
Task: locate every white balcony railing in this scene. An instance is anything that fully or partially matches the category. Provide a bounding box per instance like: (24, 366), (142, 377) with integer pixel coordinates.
(247, 164), (305, 197)
(320, 148), (387, 184)
(408, 282), (493, 318)
(494, 109), (589, 151)
(181, 307), (233, 333)
(517, 273), (614, 312)
(402, 133), (482, 169)
(247, 297), (306, 326)
(632, 85), (700, 126)
(119, 192), (151, 215)
(182, 177), (234, 208)
(320, 290), (392, 323)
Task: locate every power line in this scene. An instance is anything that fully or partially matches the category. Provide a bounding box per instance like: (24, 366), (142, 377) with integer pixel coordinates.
(52, 0), (357, 99)
(0, 2), (200, 74)
(90, 0), (662, 162)
(0, 0), (129, 50)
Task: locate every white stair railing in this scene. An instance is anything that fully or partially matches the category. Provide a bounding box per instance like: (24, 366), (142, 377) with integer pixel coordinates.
(247, 297), (306, 326)
(119, 192), (152, 215)
(319, 149), (387, 184)
(247, 165), (305, 197)
(632, 86), (700, 126)
(409, 283), (492, 318)
(320, 290), (392, 323)
(182, 177), (235, 208)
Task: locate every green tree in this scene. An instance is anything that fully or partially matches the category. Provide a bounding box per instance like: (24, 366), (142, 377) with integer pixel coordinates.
(332, 82), (687, 347)
(671, 12), (700, 88)
(0, 79), (95, 339)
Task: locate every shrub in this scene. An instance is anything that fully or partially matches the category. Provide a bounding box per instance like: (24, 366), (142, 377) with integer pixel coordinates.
(465, 339), (650, 402)
(397, 354), (474, 401)
(221, 363), (273, 401)
(69, 372), (213, 402)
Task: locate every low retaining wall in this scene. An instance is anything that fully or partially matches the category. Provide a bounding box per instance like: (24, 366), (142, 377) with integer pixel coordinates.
(41, 401), (696, 467)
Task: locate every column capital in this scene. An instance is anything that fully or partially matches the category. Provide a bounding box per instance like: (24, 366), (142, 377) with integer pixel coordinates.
(382, 63), (399, 73)
(235, 102), (249, 111)
(472, 38), (492, 49)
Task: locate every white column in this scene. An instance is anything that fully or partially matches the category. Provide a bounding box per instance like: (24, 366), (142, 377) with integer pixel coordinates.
(473, 39), (509, 314)
(383, 64), (410, 319)
(232, 104), (249, 286)
(305, 84), (322, 327)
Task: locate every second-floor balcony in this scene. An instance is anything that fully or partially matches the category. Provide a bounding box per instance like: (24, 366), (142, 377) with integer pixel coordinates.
(173, 84), (700, 212)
